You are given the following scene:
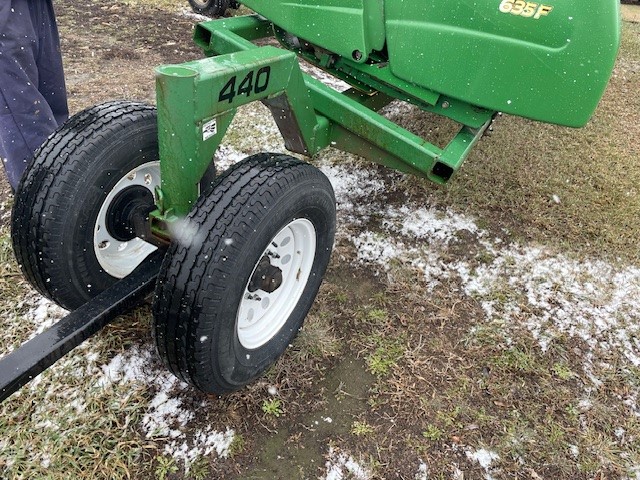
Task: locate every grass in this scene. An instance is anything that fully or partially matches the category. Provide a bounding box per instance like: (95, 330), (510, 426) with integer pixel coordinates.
(227, 434), (246, 457)
(289, 311), (342, 361)
(187, 456), (211, 480)
(155, 457), (178, 480)
(351, 421), (375, 437)
(261, 398), (283, 417)
(364, 334), (406, 377)
(422, 425), (444, 442)
(490, 345), (543, 375)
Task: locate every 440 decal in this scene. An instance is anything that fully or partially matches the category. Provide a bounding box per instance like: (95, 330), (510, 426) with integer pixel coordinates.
(218, 66), (271, 104)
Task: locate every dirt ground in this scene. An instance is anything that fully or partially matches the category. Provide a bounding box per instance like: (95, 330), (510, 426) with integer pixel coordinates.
(2, 2), (640, 480)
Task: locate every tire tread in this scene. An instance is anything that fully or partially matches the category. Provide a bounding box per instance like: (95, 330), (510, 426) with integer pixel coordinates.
(12, 101), (157, 309)
(153, 153), (336, 392)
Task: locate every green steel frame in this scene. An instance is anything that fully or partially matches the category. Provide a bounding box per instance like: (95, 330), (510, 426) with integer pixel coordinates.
(150, 15), (495, 236)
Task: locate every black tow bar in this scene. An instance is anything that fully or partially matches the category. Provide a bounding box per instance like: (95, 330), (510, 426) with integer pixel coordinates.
(0, 250), (165, 403)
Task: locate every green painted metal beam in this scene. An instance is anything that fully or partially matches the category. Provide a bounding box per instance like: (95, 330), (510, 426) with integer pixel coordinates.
(304, 75), (491, 183)
(194, 15), (271, 55)
(154, 45), (319, 218)
(152, 14), (494, 233)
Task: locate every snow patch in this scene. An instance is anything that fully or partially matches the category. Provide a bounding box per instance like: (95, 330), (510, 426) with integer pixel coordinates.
(466, 448), (499, 469)
(27, 297), (67, 339)
(323, 447), (371, 480)
(383, 204), (479, 243)
(349, 203), (481, 289)
(164, 427), (235, 472)
(466, 448), (500, 479)
(321, 164), (386, 226)
(415, 460), (429, 480)
(461, 246), (640, 368)
(93, 345), (234, 471)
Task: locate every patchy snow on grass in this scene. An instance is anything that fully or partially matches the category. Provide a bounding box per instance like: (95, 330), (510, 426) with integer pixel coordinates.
(466, 448), (500, 480)
(461, 246), (640, 369)
(27, 296), (67, 339)
(93, 345), (234, 470)
(96, 344), (158, 388)
(384, 204), (479, 243)
(355, 201), (640, 390)
(164, 427), (235, 472)
(320, 163), (386, 227)
(351, 230), (453, 289)
(1, 295), (67, 357)
(326, 162), (640, 418)
(349, 206), (478, 289)
(349, 203), (482, 287)
(323, 447), (371, 480)
(318, 161), (484, 287)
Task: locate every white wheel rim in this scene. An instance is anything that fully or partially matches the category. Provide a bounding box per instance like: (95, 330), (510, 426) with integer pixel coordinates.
(93, 162), (159, 278)
(237, 218), (317, 350)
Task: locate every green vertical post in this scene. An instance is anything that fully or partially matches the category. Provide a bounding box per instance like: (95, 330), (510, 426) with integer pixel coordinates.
(156, 65), (201, 218)
(154, 46), (321, 220)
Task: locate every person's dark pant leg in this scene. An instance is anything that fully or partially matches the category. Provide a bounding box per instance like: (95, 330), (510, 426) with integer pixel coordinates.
(34, 0), (68, 127)
(0, 0), (68, 190)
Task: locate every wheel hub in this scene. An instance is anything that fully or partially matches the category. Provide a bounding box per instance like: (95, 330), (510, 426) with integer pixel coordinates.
(237, 218), (317, 350)
(106, 186), (155, 242)
(248, 255), (283, 293)
(94, 161), (160, 279)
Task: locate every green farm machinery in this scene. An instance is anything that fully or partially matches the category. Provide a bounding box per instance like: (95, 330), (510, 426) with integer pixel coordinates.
(1, 0), (621, 400)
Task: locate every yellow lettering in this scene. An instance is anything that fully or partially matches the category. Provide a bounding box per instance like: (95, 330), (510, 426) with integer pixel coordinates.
(534, 4), (554, 19)
(500, 0), (553, 19)
(522, 2), (538, 17)
(499, 0), (515, 13)
(511, 0), (527, 15)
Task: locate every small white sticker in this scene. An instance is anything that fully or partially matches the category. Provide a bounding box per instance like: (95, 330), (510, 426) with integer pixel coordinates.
(202, 118), (218, 141)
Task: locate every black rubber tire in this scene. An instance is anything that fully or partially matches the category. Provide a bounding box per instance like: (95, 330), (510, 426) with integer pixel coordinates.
(153, 153), (336, 394)
(11, 101), (160, 310)
(188, 0), (232, 16)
